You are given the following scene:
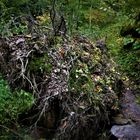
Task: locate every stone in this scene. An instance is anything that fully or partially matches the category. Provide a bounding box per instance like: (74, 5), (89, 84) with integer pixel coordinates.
(111, 124), (140, 140)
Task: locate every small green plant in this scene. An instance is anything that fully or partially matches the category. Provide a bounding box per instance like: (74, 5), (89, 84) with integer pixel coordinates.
(29, 53), (52, 74)
(123, 37), (134, 46)
(136, 95), (140, 104)
(0, 19), (27, 37)
(133, 41), (140, 50)
(0, 76), (34, 124)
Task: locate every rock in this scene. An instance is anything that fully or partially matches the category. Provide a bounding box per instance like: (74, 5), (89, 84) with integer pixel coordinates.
(16, 38), (25, 45)
(121, 90), (140, 122)
(96, 37), (108, 53)
(112, 114), (129, 125)
(111, 124), (140, 140)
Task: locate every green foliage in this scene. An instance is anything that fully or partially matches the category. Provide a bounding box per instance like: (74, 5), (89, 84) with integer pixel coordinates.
(0, 18), (27, 36)
(0, 0), (49, 18)
(0, 76), (34, 124)
(69, 62), (94, 94)
(133, 40), (140, 50)
(118, 50), (140, 78)
(0, 0), (49, 36)
(29, 54), (52, 74)
(115, 12), (140, 81)
(123, 37), (134, 46)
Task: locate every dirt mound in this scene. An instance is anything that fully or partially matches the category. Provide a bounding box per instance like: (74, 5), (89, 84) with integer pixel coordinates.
(0, 34), (120, 140)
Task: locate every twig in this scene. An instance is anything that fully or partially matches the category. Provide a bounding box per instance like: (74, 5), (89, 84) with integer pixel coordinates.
(0, 124), (23, 139)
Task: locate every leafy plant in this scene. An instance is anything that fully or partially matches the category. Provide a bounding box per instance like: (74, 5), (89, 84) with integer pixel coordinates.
(0, 76), (34, 124)
(123, 37), (134, 46)
(28, 53), (52, 74)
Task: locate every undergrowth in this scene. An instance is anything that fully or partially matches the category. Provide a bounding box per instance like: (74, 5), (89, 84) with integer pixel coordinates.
(0, 75), (34, 125)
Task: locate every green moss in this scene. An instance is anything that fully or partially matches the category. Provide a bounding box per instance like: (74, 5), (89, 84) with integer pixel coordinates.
(29, 53), (52, 74)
